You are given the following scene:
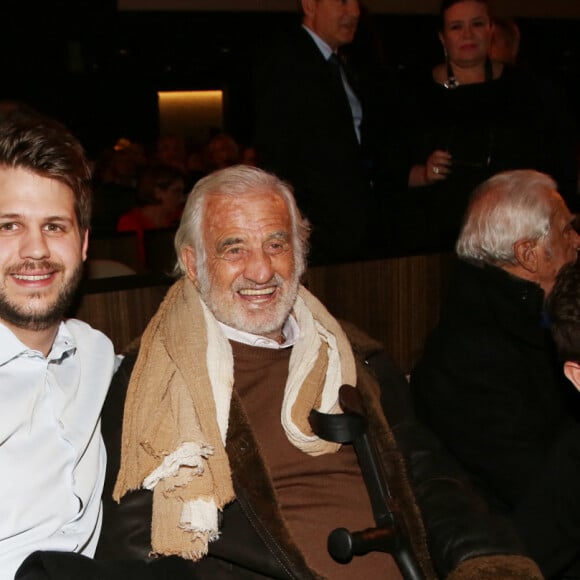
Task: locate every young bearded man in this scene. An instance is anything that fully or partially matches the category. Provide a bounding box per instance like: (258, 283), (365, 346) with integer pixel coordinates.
(0, 113), (116, 580)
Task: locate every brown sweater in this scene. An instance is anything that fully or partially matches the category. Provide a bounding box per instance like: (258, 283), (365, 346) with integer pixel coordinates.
(231, 340), (401, 579)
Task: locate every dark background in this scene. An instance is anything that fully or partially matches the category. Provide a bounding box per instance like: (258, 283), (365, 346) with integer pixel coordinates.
(2, 2), (579, 157)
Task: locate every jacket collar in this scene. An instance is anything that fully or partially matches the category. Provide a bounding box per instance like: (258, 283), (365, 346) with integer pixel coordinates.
(450, 259), (548, 346)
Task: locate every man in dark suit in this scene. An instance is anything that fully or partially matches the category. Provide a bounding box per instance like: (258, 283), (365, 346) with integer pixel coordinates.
(254, 0), (381, 265)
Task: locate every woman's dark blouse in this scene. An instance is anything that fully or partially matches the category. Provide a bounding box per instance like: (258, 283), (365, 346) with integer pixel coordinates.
(399, 64), (577, 251)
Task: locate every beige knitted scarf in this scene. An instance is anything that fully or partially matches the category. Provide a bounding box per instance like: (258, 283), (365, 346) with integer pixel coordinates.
(113, 277), (357, 559)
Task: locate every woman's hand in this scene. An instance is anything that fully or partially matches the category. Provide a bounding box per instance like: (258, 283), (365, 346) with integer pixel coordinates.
(408, 150), (452, 187)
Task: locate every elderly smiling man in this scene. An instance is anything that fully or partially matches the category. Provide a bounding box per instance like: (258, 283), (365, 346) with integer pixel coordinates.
(95, 165), (543, 580)
(111, 165), (399, 579)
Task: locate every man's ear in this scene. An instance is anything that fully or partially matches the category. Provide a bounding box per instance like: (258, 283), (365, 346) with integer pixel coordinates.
(564, 361), (580, 392)
(81, 229), (89, 262)
(301, 0), (315, 19)
(181, 246), (198, 285)
(513, 238), (539, 274)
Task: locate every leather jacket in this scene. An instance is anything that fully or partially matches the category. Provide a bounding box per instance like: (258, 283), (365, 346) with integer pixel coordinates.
(96, 323), (542, 579)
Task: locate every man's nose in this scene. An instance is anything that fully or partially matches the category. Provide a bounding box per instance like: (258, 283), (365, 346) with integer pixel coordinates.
(244, 248), (275, 284)
(345, 0), (360, 17)
(20, 229), (50, 260)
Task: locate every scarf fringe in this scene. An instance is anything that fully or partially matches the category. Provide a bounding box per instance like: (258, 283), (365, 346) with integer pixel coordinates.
(143, 442), (214, 490)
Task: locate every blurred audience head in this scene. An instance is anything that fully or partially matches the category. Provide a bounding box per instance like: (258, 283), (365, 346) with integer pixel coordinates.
(0, 100), (40, 121)
(240, 145), (257, 167)
(156, 134), (187, 172)
(204, 133), (240, 172)
(489, 17), (520, 64)
(93, 137), (146, 188)
(136, 163), (185, 212)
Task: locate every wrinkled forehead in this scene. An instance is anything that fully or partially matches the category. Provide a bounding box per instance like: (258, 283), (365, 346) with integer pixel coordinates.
(202, 189), (292, 240)
(203, 187), (290, 213)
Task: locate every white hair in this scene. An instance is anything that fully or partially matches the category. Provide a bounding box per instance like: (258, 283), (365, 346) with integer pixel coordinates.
(456, 170), (558, 265)
(174, 164), (310, 277)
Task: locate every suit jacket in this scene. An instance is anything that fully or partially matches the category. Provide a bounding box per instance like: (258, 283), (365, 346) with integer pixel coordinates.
(254, 27), (377, 265)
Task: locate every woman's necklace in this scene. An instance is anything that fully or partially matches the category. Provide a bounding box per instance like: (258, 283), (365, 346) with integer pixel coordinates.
(443, 58), (493, 89)
(443, 60), (459, 89)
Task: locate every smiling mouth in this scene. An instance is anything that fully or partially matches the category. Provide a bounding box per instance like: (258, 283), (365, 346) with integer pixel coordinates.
(12, 273), (54, 281)
(239, 287), (276, 297)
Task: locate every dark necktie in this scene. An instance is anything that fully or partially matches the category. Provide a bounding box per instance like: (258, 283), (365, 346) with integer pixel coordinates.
(328, 52), (362, 144)
(328, 53), (344, 86)
(328, 53), (359, 98)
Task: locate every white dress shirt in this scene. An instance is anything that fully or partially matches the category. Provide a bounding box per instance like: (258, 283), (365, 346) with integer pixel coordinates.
(0, 319), (115, 580)
(219, 315), (300, 349)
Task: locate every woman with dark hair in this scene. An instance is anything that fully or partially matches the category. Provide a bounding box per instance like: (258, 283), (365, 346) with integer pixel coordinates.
(398, 0), (577, 252)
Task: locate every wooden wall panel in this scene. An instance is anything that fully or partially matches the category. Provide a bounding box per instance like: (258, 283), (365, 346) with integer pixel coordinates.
(72, 278), (171, 352)
(305, 253), (453, 374)
(88, 232), (142, 273)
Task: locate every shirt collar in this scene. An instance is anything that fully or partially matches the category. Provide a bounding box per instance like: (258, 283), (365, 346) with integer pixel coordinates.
(0, 321), (77, 367)
(302, 24), (334, 61)
(218, 315), (300, 350)
(49, 322), (77, 361)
